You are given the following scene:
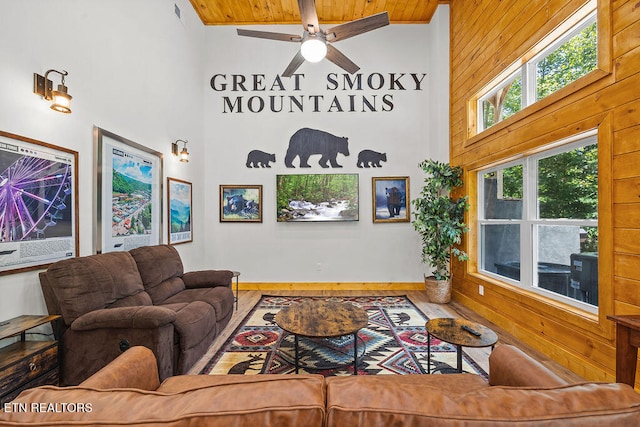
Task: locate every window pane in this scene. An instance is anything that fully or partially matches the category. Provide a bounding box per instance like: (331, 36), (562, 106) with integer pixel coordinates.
(536, 21), (597, 100)
(501, 74), (522, 120)
(481, 224), (520, 278)
(537, 143), (598, 219)
(570, 253), (599, 306)
(483, 165), (523, 219)
(537, 225), (577, 297)
(481, 73), (522, 130)
(537, 225), (598, 306)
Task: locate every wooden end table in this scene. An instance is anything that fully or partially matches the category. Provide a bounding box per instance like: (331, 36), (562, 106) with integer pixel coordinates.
(607, 315), (640, 387)
(426, 318), (498, 373)
(274, 300), (369, 375)
(0, 315), (61, 405)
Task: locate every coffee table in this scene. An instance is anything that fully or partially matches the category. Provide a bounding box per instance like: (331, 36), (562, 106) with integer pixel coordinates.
(425, 318), (498, 373)
(274, 300), (369, 375)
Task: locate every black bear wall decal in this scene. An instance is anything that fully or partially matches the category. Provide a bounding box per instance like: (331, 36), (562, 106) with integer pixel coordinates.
(246, 150), (276, 168)
(357, 150), (387, 168)
(284, 127), (349, 168)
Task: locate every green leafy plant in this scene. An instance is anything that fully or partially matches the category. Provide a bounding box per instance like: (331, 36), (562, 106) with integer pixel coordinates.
(411, 159), (470, 281)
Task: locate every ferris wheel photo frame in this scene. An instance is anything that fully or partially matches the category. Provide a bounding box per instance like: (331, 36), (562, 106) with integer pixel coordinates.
(0, 130), (78, 275)
(94, 127), (163, 254)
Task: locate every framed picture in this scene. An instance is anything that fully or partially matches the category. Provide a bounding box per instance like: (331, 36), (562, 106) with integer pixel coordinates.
(276, 174), (359, 222)
(0, 130), (78, 275)
(167, 178), (192, 245)
(372, 177), (410, 223)
(220, 185), (262, 222)
(94, 127), (163, 254)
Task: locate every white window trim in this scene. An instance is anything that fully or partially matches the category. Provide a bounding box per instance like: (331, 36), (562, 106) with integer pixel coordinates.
(477, 7), (597, 133)
(478, 130), (598, 313)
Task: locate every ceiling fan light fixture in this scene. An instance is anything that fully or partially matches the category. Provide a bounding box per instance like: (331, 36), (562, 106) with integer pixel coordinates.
(300, 35), (327, 63)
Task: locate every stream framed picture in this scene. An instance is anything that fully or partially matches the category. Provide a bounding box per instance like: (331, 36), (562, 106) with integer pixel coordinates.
(0, 130), (78, 275)
(94, 127), (163, 254)
(276, 174), (359, 222)
(167, 178), (192, 245)
(372, 176), (410, 223)
(220, 185), (262, 222)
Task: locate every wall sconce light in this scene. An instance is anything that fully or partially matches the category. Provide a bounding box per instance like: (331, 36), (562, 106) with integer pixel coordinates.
(171, 139), (189, 163)
(33, 69), (72, 113)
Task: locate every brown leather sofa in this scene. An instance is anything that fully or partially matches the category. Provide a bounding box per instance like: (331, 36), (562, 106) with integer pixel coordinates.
(38, 245), (234, 386)
(2, 345), (639, 426)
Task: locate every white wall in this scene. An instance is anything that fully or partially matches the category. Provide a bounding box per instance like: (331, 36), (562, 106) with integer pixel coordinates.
(0, 2), (450, 320)
(202, 8), (450, 282)
(0, 0), (206, 319)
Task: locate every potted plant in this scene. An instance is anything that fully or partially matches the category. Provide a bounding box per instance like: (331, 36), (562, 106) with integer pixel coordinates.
(411, 159), (470, 303)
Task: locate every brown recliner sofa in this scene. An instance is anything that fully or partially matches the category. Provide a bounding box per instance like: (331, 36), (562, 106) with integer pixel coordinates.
(38, 245), (234, 386)
(2, 344), (639, 426)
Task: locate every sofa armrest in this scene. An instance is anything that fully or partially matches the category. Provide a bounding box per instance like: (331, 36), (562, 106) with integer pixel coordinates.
(71, 306), (177, 331)
(182, 269), (233, 289)
(489, 344), (569, 387)
(79, 346), (160, 390)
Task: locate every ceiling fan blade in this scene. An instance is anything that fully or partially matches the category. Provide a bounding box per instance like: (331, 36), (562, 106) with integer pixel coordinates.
(325, 44), (360, 74)
(237, 28), (301, 43)
(325, 12), (390, 42)
(282, 50), (306, 77)
(298, 0), (320, 33)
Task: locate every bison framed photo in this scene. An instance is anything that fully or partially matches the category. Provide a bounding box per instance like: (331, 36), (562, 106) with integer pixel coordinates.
(220, 185), (262, 222)
(372, 177), (410, 223)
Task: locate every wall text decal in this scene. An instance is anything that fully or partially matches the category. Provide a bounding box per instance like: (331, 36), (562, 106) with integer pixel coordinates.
(210, 72), (427, 114)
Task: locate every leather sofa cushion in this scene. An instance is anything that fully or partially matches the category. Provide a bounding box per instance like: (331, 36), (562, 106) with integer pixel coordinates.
(80, 346), (161, 390)
(3, 375), (326, 427)
(46, 252), (146, 324)
(326, 378), (640, 426)
(489, 344), (567, 387)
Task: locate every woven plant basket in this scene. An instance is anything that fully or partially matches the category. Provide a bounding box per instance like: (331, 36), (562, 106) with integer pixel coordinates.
(424, 276), (451, 304)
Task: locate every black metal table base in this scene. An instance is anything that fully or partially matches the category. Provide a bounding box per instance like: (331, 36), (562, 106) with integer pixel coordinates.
(280, 332), (365, 375)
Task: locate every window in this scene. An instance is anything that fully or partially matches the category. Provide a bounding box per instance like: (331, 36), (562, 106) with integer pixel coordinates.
(478, 132), (598, 311)
(479, 72), (522, 130)
(476, 7), (597, 133)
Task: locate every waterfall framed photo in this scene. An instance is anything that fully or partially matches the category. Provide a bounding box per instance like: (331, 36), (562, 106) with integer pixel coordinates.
(0, 130), (78, 275)
(372, 177), (410, 223)
(94, 127), (163, 254)
(276, 174), (359, 222)
(168, 178), (192, 245)
(220, 185), (262, 222)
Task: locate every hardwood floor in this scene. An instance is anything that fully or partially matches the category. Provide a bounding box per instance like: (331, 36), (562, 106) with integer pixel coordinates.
(189, 290), (584, 382)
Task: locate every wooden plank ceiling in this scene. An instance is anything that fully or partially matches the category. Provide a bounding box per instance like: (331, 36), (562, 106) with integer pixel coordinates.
(188, 0), (446, 26)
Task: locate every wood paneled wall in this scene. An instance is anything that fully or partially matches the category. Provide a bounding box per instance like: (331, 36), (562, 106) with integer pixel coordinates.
(449, 0), (640, 385)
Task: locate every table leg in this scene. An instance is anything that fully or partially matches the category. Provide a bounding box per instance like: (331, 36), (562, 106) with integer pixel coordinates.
(294, 334), (299, 374)
(456, 344), (462, 373)
(616, 324), (638, 386)
(353, 332), (358, 375)
(234, 275), (239, 311)
(427, 332), (431, 374)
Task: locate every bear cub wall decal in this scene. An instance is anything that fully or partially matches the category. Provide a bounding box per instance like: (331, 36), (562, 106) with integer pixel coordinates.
(285, 128), (349, 168)
(357, 150), (387, 168)
(246, 150), (276, 168)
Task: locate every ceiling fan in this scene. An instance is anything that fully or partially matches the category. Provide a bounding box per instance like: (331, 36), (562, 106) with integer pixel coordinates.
(236, 0), (390, 77)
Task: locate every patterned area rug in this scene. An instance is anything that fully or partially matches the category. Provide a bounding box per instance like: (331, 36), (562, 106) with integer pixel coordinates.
(200, 295), (488, 378)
